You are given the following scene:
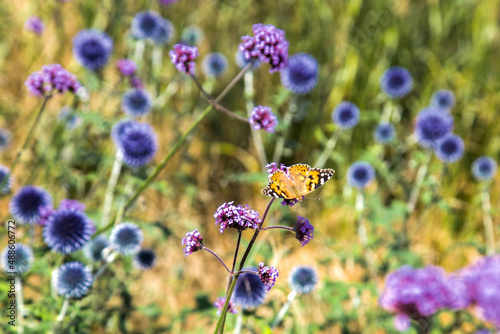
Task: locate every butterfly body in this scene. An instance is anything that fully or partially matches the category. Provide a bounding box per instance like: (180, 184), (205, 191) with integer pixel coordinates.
(262, 164), (335, 200)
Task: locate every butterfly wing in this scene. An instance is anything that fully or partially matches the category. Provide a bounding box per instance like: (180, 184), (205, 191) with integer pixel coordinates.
(287, 164), (311, 195)
(262, 170), (296, 199)
(288, 164), (335, 196)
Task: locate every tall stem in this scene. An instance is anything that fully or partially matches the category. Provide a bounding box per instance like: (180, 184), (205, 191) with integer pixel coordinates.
(100, 151), (123, 228)
(56, 297), (70, 322)
(0, 95), (51, 192)
(272, 96), (295, 163)
(225, 232), (242, 298)
(271, 289), (298, 329)
(234, 311), (243, 334)
(355, 191), (367, 245)
(481, 184), (495, 255)
(215, 198), (275, 334)
(315, 129), (341, 169)
(203, 247), (231, 273)
(16, 276), (25, 333)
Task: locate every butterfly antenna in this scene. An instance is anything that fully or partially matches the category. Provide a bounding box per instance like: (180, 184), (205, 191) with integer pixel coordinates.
(304, 197), (320, 201)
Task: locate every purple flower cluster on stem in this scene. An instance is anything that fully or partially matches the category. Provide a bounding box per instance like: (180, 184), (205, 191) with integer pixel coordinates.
(25, 64), (81, 97)
(181, 229), (204, 256)
(249, 106), (278, 133)
(213, 201), (261, 233)
(258, 262), (279, 291)
(169, 44), (199, 75)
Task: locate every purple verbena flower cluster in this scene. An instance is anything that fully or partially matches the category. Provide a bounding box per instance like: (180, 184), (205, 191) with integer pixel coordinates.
(249, 105), (278, 133)
(169, 44), (199, 75)
(116, 59), (137, 76)
(25, 64), (81, 97)
(182, 229), (204, 256)
(239, 24), (289, 73)
(265, 162), (288, 174)
(295, 216), (314, 247)
(213, 297), (238, 315)
(258, 262), (279, 291)
(213, 201), (261, 233)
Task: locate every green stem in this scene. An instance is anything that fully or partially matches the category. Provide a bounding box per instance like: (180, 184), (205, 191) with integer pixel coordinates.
(272, 95), (296, 164)
(56, 297), (70, 322)
(100, 151), (123, 228)
(271, 289), (297, 328)
(481, 184), (495, 255)
(315, 129), (341, 169)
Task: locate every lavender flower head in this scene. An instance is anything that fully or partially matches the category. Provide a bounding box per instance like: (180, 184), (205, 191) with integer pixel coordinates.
(109, 222), (144, 255)
(0, 165), (12, 195)
(25, 64), (81, 97)
(169, 44), (199, 75)
(116, 59), (137, 76)
(239, 23), (289, 73)
(295, 216), (314, 247)
(115, 122), (158, 168)
(258, 262), (279, 291)
(280, 53), (319, 94)
(288, 266), (318, 294)
(379, 265), (464, 332)
(331, 102), (360, 129)
(249, 105), (278, 133)
(25, 16), (44, 35)
(380, 66), (413, 98)
(121, 88), (152, 117)
(111, 119), (136, 145)
(133, 249), (156, 270)
(182, 229), (204, 256)
(431, 90), (455, 111)
(52, 262), (92, 299)
(414, 107), (454, 148)
(374, 122), (396, 143)
(214, 201), (261, 233)
(73, 29), (113, 71)
(214, 297), (238, 315)
(266, 162), (288, 174)
(202, 53), (228, 78)
(347, 161), (375, 189)
(235, 50), (260, 70)
(10, 185), (52, 224)
(131, 11), (174, 44)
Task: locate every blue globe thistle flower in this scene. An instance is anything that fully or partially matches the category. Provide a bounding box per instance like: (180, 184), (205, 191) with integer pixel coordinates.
(472, 156), (497, 181)
(331, 102), (360, 129)
(109, 223), (143, 255)
(1, 243), (34, 274)
(374, 122), (395, 143)
(288, 266), (318, 294)
(73, 29), (113, 71)
(116, 122), (158, 168)
(431, 90), (455, 111)
(0, 128), (12, 150)
(258, 262), (279, 291)
(414, 107), (454, 148)
(83, 235), (108, 262)
(347, 161), (375, 189)
(380, 66), (413, 98)
(10, 186), (52, 224)
(133, 249), (156, 270)
(214, 297), (238, 315)
(280, 53), (319, 95)
(249, 105), (278, 133)
(0, 165), (12, 195)
(181, 26), (203, 45)
(434, 134), (465, 163)
(295, 216), (314, 247)
(202, 53), (228, 78)
(235, 50), (260, 70)
(131, 11), (173, 44)
(111, 119), (135, 145)
(182, 229), (204, 256)
(121, 89), (152, 117)
(214, 201), (261, 233)
(43, 209), (93, 254)
(24, 16), (44, 35)
(232, 269), (267, 309)
(52, 262), (92, 299)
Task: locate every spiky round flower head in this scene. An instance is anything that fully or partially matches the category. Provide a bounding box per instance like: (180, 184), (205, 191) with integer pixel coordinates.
(116, 122), (158, 168)
(331, 102), (360, 129)
(182, 229), (204, 256)
(295, 216), (314, 247)
(132, 11), (174, 44)
(258, 262), (279, 291)
(235, 50), (260, 70)
(109, 223), (143, 255)
(25, 64), (81, 97)
(288, 266), (318, 294)
(414, 107), (454, 148)
(181, 26), (203, 45)
(116, 59), (137, 76)
(214, 297), (238, 315)
(25, 16), (44, 35)
(10, 186), (52, 224)
(83, 235), (108, 262)
(52, 262), (92, 299)
(431, 90), (455, 111)
(0, 128), (12, 150)
(73, 29), (113, 71)
(379, 265), (464, 332)
(280, 53), (318, 94)
(1, 244), (33, 274)
(202, 53), (228, 78)
(133, 249), (156, 270)
(380, 66), (413, 98)
(0, 165), (12, 195)
(111, 119), (136, 145)
(374, 122), (396, 143)
(347, 162), (375, 189)
(43, 209), (93, 254)
(249, 105), (278, 133)
(214, 201), (261, 233)
(434, 134), (464, 163)
(169, 43), (199, 75)
(232, 269), (267, 309)
(472, 156), (497, 181)
(121, 88), (152, 117)
(239, 23), (289, 74)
